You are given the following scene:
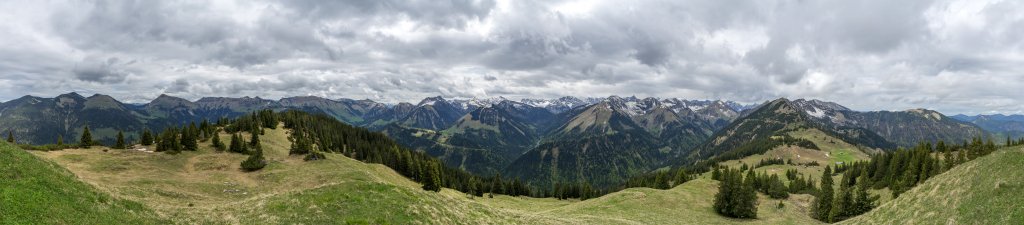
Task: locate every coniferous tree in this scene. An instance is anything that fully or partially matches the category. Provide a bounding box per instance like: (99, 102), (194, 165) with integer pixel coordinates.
(80, 126), (93, 148)
(713, 168), (738, 216)
(673, 169), (689, 187)
(211, 130), (225, 151)
(422, 162), (442, 192)
(115, 130), (126, 149)
(852, 167), (874, 216)
(713, 168), (757, 218)
(228, 133), (246, 154)
(289, 127), (312, 155)
(736, 169), (758, 218)
(57, 136), (63, 146)
(813, 166), (834, 221)
(240, 140), (266, 171)
(767, 174), (788, 199)
(181, 124), (198, 151)
(141, 129), (153, 146)
(249, 124), (261, 148)
(829, 173), (853, 222)
(6, 131), (13, 143)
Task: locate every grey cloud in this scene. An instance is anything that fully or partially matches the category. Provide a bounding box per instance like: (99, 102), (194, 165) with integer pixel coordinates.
(73, 57), (132, 84)
(281, 0), (496, 28)
(1, 0), (1023, 115)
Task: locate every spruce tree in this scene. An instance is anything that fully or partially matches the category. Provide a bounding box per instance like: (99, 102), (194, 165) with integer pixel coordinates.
(115, 130), (126, 149)
(57, 136), (63, 146)
(829, 173), (853, 222)
(211, 129), (225, 151)
(6, 131), (13, 143)
(249, 125), (260, 148)
(421, 162), (442, 192)
(240, 141), (266, 171)
(736, 169), (758, 218)
(713, 169), (736, 216)
(852, 167), (874, 216)
(141, 129), (153, 146)
(228, 133), (245, 154)
(673, 169), (688, 187)
(80, 126), (93, 148)
(813, 166), (834, 221)
(767, 174), (788, 199)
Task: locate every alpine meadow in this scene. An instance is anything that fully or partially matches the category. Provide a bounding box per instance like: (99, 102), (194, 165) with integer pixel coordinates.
(3, 0), (1024, 224)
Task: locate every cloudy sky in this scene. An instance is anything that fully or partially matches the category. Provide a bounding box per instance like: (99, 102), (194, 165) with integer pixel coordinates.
(1, 0), (1022, 114)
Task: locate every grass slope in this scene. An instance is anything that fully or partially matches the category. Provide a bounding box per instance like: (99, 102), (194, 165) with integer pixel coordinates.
(528, 179), (822, 224)
(27, 125), (825, 224)
(842, 146), (1024, 224)
(0, 142), (166, 224)
(718, 129), (871, 181)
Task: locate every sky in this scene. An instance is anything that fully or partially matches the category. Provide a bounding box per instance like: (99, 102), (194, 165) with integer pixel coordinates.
(0, 0), (1022, 115)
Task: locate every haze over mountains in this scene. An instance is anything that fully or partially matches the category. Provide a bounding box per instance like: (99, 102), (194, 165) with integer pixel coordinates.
(0, 92), (994, 189)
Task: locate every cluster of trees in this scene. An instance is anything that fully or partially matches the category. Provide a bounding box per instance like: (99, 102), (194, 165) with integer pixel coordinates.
(1006, 136), (1024, 147)
(281, 114), (324, 161)
(712, 168), (758, 218)
(784, 169), (817, 194)
(866, 139), (995, 199)
(754, 158), (786, 168)
(691, 135), (820, 174)
(812, 138), (1000, 223)
(623, 167), (691, 190)
(240, 110), (535, 196)
(712, 166), (801, 200)
(811, 165), (875, 222)
(551, 182), (597, 200)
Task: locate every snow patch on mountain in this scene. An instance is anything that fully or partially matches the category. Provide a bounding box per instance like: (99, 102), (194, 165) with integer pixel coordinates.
(805, 106), (826, 118)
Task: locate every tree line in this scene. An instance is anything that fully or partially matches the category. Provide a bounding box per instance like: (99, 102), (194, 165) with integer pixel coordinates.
(812, 137), (1000, 223)
(246, 110), (534, 196)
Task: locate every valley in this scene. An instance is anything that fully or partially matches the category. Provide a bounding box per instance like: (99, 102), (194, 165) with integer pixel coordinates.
(12, 125), (826, 224)
(7, 121), (1022, 224)
(1, 94), (1015, 224)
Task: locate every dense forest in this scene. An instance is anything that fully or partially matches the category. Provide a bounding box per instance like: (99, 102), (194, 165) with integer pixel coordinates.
(217, 110), (536, 197)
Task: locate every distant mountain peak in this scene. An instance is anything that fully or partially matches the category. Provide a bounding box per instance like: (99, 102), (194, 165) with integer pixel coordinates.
(418, 96), (446, 106)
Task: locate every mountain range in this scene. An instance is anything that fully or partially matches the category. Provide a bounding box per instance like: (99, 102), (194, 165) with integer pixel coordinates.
(952, 114), (1024, 139)
(0, 93), (991, 188)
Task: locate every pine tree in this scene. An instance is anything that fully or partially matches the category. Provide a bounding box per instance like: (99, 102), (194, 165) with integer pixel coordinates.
(211, 129), (225, 151)
(852, 167), (874, 216)
(115, 130), (126, 149)
(228, 133), (245, 154)
(240, 141), (266, 171)
(767, 174), (788, 199)
(181, 124), (198, 151)
(673, 169), (688, 187)
(813, 166), (834, 221)
(736, 169), (758, 218)
(289, 127), (311, 155)
(712, 166), (722, 180)
(422, 162), (442, 192)
(829, 173), (853, 222)
(713, 169), (737, 216)
(6, 131), (13, 143)
(141, 129), (153, 146)
(80, 126), (93, 148)
(249, 125), (260, 148)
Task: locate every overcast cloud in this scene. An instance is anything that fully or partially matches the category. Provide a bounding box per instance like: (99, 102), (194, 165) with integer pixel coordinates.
(0, 0), (1022, 115)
